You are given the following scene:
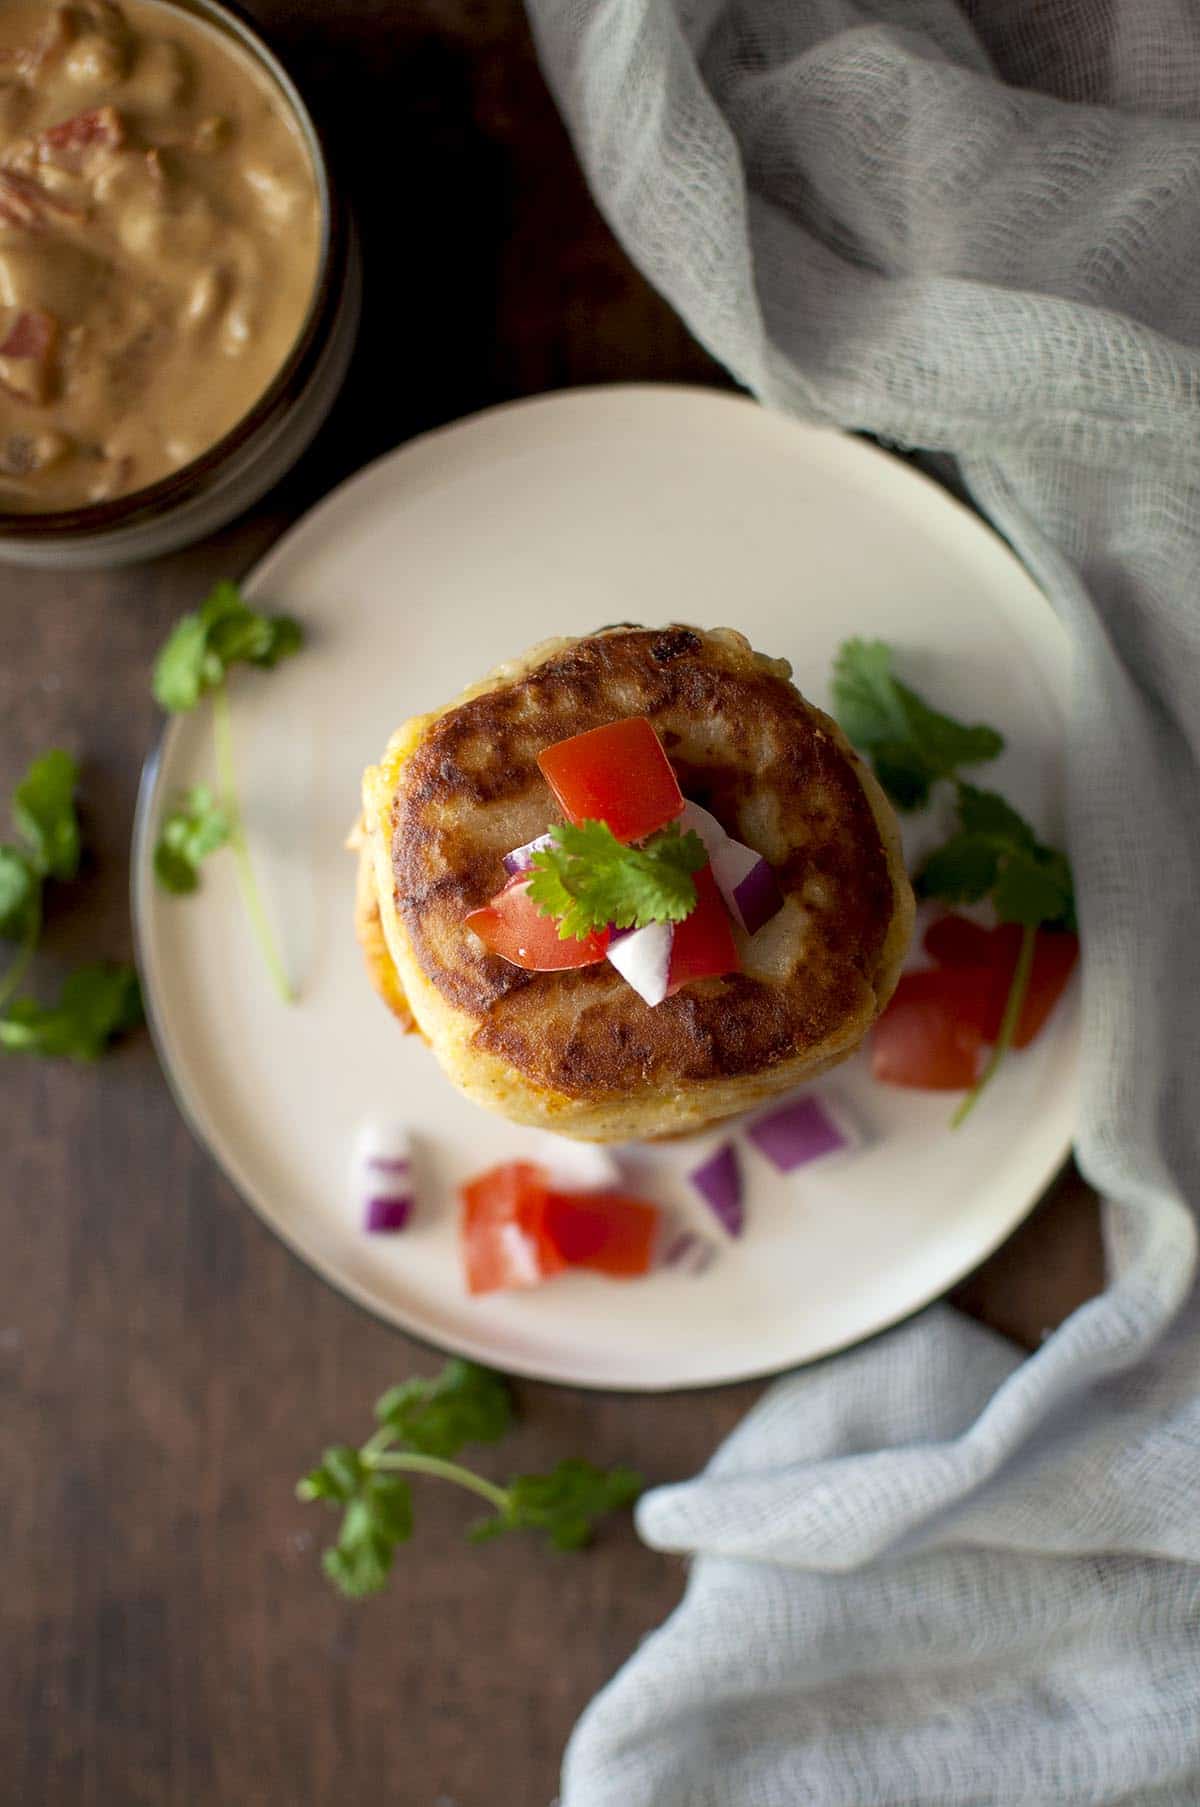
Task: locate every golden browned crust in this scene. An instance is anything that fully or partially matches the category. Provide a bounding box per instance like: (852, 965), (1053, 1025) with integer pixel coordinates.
(351, 824), (417, 1032)
(369, 627), (912, 1135)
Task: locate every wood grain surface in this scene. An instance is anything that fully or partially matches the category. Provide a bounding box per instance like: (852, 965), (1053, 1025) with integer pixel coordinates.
(0, 4), (1103, 1803)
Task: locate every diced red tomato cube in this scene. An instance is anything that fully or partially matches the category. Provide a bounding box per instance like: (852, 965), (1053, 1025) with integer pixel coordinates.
(667, 865), (740, 993)
(0, 306), (58, 405)
(537, 716), (683, 844)
(543, 1191), (660, 1278)
(924, 913), (1079, 1048)
(459, 1162), (567, 1295)
(923, 913), (997, 969)
(38, 106), (125, 169)
(465, 876), (610, 971)
(872, 967), (991, 1090)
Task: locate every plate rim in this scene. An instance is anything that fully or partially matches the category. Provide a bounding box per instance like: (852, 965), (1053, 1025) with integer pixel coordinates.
(132, 381), (1078, 1391)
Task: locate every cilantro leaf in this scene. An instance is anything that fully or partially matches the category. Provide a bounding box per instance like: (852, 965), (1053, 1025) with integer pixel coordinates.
(955, 783), (1038, 847)
(919, 785), (1075, 931)
(918, 833), (1000, 904)
(993, 847), (1075, 930)
(0, 845), (39, 941)
(298, 1360), (642, 1598)
(832, 639), (1004, 810)
(0, 961), (142, 1061)
(152, 613), (221, 713)
(470, 1460), (644, 1551)
(152, 580), (303, 713)
(12, 749), (81, 881)
(528, 819), (706, 939)
(374, 1359), (512, 1457)
(153, 786), (231, 894)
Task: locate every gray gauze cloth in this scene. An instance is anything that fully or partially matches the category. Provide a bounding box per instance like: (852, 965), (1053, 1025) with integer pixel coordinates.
(519, 1), (1200, 1802)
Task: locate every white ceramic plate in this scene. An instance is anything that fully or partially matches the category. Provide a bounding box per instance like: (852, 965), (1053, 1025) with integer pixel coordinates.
(133, 385), (1078, 1390)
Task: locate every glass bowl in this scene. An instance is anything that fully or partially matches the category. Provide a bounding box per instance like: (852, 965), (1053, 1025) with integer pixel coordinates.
(0, 0), (360, 569)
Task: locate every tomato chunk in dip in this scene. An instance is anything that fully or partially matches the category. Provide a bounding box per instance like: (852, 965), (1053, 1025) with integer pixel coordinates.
(0, 0), (320, 511)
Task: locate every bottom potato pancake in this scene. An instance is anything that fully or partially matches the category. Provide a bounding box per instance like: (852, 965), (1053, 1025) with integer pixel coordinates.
(357, 626), (913, 1142)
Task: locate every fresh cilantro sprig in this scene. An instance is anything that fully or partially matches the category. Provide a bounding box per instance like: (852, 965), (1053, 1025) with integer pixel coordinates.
(298, 1359), (643, 1598)
(0, 749), (81, 1008)
(152, 582), (302, 1002)
(153, 787), (231, 894)
(527, 819), (707, 940)
(0, 749), (141, 1061)
(832, 639), (1076, 1125)
(0, 963), (142, 1061)
(920, 783), (1075, 933)
(832, 638), (1004, 809)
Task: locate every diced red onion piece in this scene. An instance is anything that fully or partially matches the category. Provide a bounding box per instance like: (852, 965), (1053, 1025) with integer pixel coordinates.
(356, 1122), (415, 1233)
(688, 1141), (744, 1237)
(364, 1194), (414, 1233)
(747, 1094), (851, 1173)
(680, 802), (784, 937)
(607, 919), (673, 1007)
(729, 856), (786, 937)
(658, 1224), (719, 1275)
(527, 1131), (622, 1192)
(502, 832), (557, 875)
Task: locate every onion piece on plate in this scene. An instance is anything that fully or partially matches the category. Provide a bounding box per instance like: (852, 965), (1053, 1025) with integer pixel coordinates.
(688, 1141), (744, 1236)
(747, 1094), (858, 1173)
(525, 1130), (623, 1193)
(658, 1218), (719, 1275)
(355, 1122), (415, 1232)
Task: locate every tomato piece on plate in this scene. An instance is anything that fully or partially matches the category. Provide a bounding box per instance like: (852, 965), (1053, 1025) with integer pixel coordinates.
(543, 1191), (660, 1277)
(459, 1162), (567, 1295)
(978, 926), (1079, 1048)
(924, 914), (1079, 1048)
(537, 716), (683, 843)
(465, 876), (610, 971)
(872, 967), (991, 1090)
(667, 865), (740, 993)
(923, 913), (997, 969)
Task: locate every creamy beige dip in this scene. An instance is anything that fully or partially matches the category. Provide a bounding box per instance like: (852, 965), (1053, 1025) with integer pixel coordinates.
(0, 0), (320, 511)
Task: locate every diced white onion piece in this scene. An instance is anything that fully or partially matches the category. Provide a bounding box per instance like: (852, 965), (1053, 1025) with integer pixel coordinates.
(526, 1131), (623, 1192)
(678, 800), (727, 859)
(606, 920), (674, 1007)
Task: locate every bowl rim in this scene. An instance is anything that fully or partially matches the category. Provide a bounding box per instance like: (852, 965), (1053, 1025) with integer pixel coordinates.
(0, 0), (337, 540)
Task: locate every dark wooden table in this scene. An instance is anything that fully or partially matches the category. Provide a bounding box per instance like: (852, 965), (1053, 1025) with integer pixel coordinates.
(1, 5), (1104, 1803)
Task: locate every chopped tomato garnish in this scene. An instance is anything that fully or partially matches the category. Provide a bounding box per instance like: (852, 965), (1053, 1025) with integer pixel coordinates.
(923, 913), (996, 969)
(459, 1162), (566, 1295)
(537, 716), (683, 844)
(0, 307), (58, 404)
(465, 876), (610, 971)
(924, 913), (1079, 1048)
(667, 865), (740, 993)
(872, 966), (991, 1090)
(38, 105), (126, 170)
(543, 1191), (660, 1278)
(459, 1163), (660, 1291)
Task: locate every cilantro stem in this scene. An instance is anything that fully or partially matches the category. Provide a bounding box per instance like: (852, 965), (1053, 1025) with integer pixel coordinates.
(368, 1450), (511, 1513)
(0, 902), (39, 1012)
(211, 679), (294, 1006)
(952, 922), (1036, 1128)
